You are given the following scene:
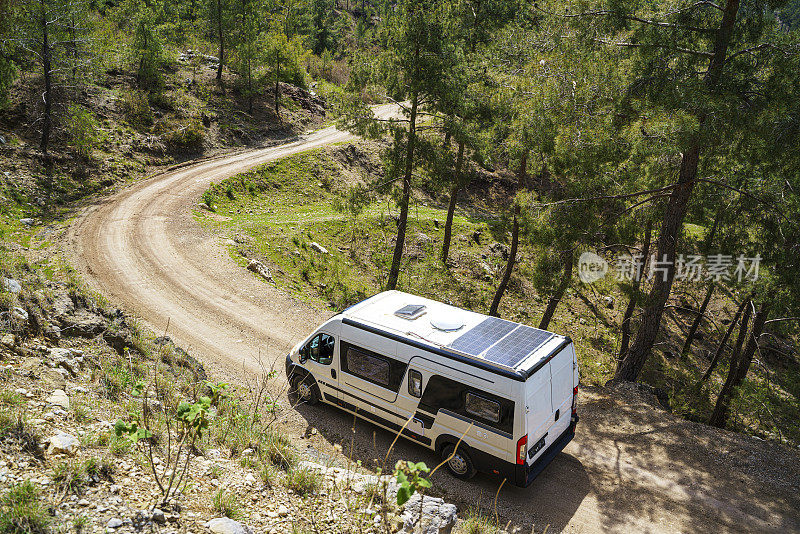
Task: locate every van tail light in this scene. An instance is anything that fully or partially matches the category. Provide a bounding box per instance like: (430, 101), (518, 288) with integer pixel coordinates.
(572, 385), (579, 415)
(516, 435), (527, 465)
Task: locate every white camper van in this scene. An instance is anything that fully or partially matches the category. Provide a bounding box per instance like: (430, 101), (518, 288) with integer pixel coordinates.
(285, 291), (579, 487)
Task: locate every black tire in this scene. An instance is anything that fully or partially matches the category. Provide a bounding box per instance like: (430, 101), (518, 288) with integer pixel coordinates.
(442, 443), (476, 480)
(290, 373), (319, 405)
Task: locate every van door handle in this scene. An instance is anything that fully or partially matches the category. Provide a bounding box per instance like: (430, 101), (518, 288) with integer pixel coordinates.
(331, 369), (336, 379)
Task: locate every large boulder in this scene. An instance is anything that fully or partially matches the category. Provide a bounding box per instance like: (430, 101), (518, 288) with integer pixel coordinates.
(310, 242), (328, 254)
(2, 277), (22, 294)
(401, 494), (458, 534)
(246, 260), (273, 282)
(47, 432), (79, 455)
(46, 389), (70, 410)
(103, 328), (136, 356)
(153, 336), (208, 381)
(52, 292), (75, 318)
(59, 309), (105, 337)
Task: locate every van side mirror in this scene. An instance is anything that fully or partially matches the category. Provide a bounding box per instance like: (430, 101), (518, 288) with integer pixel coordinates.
(299, 344), (309, 364)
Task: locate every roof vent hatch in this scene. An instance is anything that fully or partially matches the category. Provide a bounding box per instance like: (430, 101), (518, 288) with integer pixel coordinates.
(395, 304), (427, 320)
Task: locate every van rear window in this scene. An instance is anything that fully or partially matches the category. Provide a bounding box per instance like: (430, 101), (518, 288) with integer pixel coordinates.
(465, 393), (500, 423)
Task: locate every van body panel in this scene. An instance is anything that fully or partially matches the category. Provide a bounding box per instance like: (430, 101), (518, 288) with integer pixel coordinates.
(285, 291), (579, 487)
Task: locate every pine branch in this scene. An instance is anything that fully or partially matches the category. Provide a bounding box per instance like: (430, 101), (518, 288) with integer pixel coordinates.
(533, 5), (715, 33)
(764, 317), (800, 325)
(595, 38), (713, 58)
(531, 182), (688, 209)
(725, 43), (776, 63)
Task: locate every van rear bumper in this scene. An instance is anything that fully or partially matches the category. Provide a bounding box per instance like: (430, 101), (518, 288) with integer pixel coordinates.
(516, 416), (578, 487)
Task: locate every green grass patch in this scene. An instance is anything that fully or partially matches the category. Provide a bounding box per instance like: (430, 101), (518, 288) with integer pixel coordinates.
(212, 489), (241, 519)
(285, 466), (321, 496)
(0, 481), (50, 534)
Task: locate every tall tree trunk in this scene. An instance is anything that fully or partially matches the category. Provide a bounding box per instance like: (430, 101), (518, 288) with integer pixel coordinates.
(709, 300), (769, 428)
(681, 282), (715, 358)
(441, 140), (464, 264)
(518, 151), (528, 189)
(700, 295), (750, 382)
(615, 146), (699, 380)
(619, 222), (653, 360)
(274, 54), (280, 119)
(216, 0), (224, 81)
(489, 204), (519, 317)
(730, 297), (753, 361)
(68, 14), (78, 82)
(614, 0), (740, 382)
(247, 55), (253, 114)
(386, 88), (418, 290)
(40, 0), (52, 155)
(539, 249), (574, 330)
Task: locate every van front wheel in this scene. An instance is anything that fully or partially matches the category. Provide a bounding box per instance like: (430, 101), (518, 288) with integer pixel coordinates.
(291, 374), (319, 405)
(442, 444), (476, 480)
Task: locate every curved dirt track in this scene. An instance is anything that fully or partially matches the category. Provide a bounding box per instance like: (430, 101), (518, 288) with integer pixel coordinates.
(65, 115), (800, 533)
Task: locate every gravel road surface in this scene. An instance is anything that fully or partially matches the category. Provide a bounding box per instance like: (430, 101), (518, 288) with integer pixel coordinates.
(64, 111), (800, 533)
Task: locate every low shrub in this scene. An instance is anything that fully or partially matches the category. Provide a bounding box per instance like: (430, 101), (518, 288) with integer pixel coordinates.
(285, 466), (321, 496)
(121, 90), (154, 130)
(211, 489), (240, 519)
(263, 430), (296, 470)
(52, 459), (86, 494)
(458, 508), (501, 534)
(161, 119), (204, 154)
(68, 104), (101, 158)
(259, 464), (276, 487)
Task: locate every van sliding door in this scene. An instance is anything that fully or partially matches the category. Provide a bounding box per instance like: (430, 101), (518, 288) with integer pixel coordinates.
(338, 325), (407, 429)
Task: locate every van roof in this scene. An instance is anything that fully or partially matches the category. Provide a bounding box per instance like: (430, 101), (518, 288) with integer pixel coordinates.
(341, 291), (568, 378)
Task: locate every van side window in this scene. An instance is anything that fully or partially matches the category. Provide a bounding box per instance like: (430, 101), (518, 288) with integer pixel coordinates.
(408, 369), (422, 397)
(340, 341), (408, 392)
(418, 375), (514, 434)
(302, 333), (335, 365)
(465, 393), (500, 423)
(346, 347), (390, 387)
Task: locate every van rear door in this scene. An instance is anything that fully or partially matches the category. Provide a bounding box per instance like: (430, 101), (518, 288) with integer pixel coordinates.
(548, 342), (575, 444)
(524, 341), (575, 464)
(524, 360), (552, 463)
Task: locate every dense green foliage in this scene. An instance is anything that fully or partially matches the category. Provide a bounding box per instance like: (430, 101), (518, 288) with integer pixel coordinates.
(2, 0), (799, 440)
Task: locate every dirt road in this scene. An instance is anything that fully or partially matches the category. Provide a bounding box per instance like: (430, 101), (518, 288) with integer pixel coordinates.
(65, 114), (800, 533)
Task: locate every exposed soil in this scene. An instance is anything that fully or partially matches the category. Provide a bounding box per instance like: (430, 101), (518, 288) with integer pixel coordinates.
(63, 111), (800, 533)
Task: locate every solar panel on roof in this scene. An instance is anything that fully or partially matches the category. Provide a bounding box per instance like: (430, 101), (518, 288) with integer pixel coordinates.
(483, 325), (553, 368)
(448, 316), (517, 356)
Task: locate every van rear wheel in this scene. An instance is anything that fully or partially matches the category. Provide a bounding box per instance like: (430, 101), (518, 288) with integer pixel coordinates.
(442, 444), (476, 480)
(291, 374), (319, 405)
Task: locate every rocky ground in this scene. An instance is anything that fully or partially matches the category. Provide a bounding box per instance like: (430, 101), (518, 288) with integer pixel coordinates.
(0, 269), (467, 534)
